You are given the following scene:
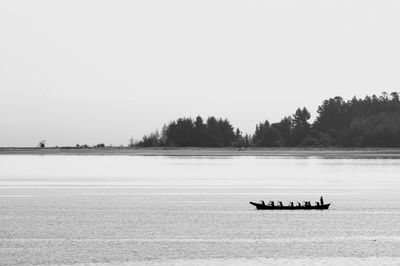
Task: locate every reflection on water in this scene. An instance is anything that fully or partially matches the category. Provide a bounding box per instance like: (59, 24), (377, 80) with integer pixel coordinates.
(0, 155), (400, 265)
(47, 257), (400, 266)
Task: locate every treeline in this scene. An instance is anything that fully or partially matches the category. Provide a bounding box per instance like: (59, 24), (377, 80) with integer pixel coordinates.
(137, 92), (400, 147)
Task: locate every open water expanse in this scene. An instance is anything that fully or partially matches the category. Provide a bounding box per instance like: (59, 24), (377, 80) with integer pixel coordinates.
(1, 155), (400, 265)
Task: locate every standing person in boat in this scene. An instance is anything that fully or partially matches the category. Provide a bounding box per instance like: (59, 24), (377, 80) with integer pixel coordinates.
(290, 201), (294, 207)
(278, 201), (283, 207)
(269, 201), (275, 207)
(320, 196), (324, 206)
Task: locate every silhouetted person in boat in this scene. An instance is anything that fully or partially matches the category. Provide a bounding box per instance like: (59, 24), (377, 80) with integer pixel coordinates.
(290, 201), (294, 207)
(320, 196), (324, 206)
(260, 200), (265, 205)
(278, 201), (283, 207)
(297, 201), (301, 207)
(269, 201), (274, 207)
(316, 202), (320, 207)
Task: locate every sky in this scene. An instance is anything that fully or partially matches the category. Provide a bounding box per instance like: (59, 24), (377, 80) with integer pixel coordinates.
(1, 0), (400, 147)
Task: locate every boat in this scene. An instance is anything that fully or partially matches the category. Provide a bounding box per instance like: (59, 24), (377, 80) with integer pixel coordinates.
(249, 201), (331, 210)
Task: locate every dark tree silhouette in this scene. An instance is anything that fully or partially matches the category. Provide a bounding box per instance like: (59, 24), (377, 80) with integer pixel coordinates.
(271, 116), (293, 146)
(194, 116), (206, 147)
(253, 120), (280, 147)
(136, 91), (400, 148)
(142, 116), (236, 147)
(138, 130), (160, 147)
(291, 107), (311, 146)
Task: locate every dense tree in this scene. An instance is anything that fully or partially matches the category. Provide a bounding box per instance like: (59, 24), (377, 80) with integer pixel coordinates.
(271, 116), (292, 146)
(137, 92), (400, 148)
(205, 117), (235, 147)
(232, 128), (251, 147)
(138, 130), (160, 147)
(194, 116), (206, 146)
(314, 97), (347, 131)
(313, 91), (400, 146)
(291, 107), (311, 146)
(205, 117), (221, 147)
(253, 120), (280, 147)
(140, 116), (236, 147)
(342, 113), (400, 147)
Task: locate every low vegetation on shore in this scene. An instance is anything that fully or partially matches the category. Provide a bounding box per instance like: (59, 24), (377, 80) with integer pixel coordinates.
(138, 92), (400, 148)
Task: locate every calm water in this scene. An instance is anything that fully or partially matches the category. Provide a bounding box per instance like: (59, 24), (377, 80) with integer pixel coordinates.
(1, 155), (400, 265)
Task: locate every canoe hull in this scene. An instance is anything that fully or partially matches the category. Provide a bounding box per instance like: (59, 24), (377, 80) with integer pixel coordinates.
(250, 202), (330, 210)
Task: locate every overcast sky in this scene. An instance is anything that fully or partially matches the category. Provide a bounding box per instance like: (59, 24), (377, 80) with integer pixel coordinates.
(1, 0), (400, 146)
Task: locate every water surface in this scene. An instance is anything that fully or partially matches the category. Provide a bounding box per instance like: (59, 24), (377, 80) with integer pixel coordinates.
(1, 155), (400, 265)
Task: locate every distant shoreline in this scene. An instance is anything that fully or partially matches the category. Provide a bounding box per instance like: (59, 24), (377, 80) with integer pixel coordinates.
(1, 147), (400, 158)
